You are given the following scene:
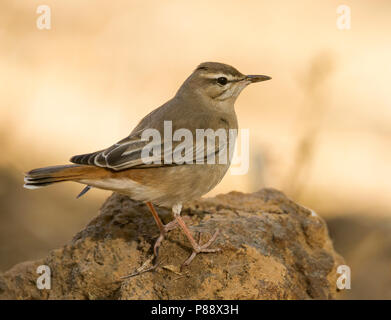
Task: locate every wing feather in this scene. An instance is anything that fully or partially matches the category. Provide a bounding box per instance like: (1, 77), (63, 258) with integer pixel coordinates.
(70, 130), (226, 171)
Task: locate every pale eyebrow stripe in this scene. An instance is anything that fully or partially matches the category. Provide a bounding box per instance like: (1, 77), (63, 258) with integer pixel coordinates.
(199, 73), (239, 81)
(200, 73), (246, 83)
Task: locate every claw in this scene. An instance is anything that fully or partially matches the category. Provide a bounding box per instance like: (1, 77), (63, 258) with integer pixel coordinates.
(181, 229), (221, 269)
(121, 256), (165, 280)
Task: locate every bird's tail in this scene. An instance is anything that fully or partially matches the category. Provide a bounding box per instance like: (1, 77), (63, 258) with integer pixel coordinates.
(24, 164), (99, 189)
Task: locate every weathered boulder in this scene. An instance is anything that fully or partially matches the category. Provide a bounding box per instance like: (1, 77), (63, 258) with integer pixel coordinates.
(0, 188), (343, 299)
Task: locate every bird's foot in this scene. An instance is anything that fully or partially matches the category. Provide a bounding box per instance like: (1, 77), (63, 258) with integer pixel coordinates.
(152, 220), (178, 257)
(120, 255), (164, 279)
(181, 229), (221, 270)
(120, 221), (178, 280)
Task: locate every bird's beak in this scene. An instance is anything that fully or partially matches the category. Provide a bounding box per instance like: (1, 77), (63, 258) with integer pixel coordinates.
(245, 75), (272, 83)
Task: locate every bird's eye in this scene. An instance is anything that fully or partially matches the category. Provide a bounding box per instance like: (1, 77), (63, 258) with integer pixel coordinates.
(216, 77), (228, 86)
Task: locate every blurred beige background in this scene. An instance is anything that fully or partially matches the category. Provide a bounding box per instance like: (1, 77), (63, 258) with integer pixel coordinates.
(0, 0), (390, 299)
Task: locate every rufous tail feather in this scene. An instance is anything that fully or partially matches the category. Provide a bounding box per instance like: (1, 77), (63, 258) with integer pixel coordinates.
(24, 164), (103, 189)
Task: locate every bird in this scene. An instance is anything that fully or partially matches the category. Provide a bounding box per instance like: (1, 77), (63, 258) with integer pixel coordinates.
(24, 62), (271, 268)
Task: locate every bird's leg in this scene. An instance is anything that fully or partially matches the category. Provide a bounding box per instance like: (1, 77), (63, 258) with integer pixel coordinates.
(146, 201), (178, 257)
(120, 202), (173, 280)
(172, 203), (221, 268)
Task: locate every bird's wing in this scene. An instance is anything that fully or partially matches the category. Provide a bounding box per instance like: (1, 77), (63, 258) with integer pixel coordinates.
(70, 128), (227, 171)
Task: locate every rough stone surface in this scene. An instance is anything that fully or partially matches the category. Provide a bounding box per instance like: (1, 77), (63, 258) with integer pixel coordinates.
(0, 188), (343, 300)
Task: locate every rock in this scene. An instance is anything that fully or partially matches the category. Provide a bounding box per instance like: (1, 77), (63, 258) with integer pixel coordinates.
(0, 188), (343, 300)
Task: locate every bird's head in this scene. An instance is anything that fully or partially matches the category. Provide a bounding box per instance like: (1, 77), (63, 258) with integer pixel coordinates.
(177, 62), (271, 107)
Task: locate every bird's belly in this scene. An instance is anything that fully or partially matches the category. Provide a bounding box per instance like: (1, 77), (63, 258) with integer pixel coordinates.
(158, 164), (230, 203)
(82, 163), (230, 208)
